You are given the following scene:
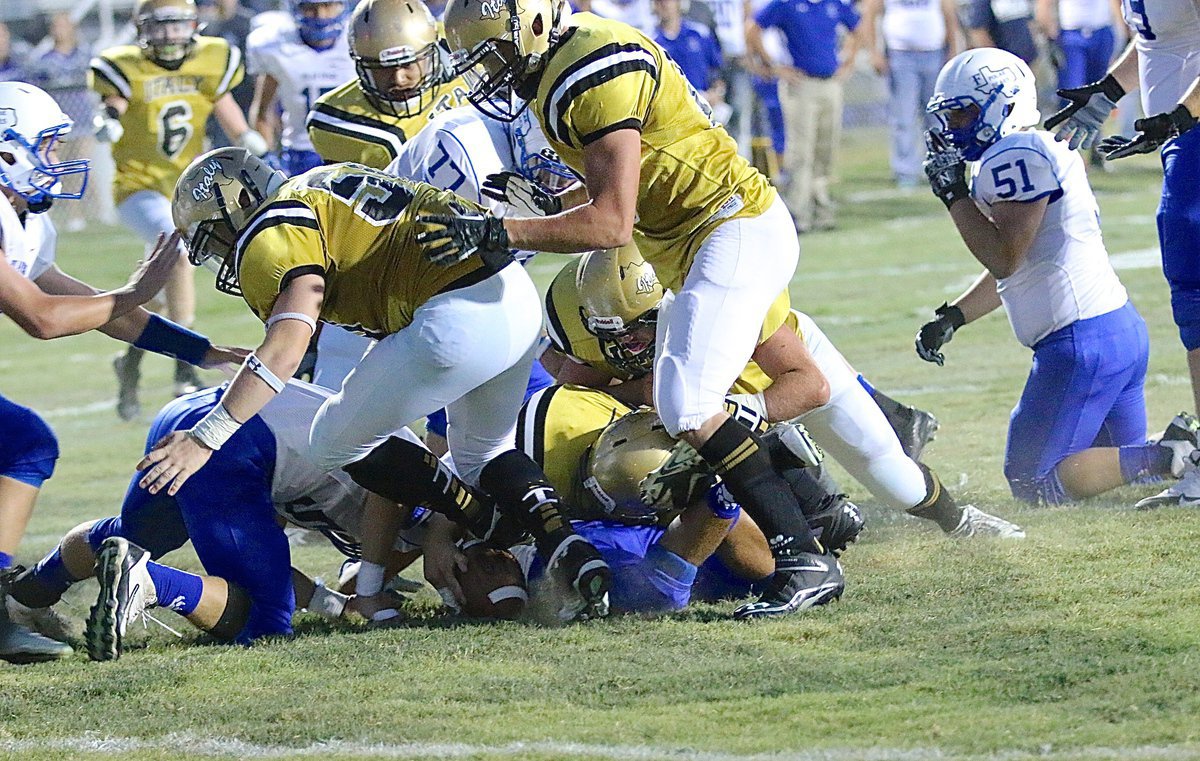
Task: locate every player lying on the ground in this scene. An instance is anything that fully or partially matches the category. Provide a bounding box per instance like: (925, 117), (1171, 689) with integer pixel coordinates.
(0, 82), (242, 664)
(543, 247), (1024, 543)
(91, 0), (268, 413)
(5, 381), (431, 660)
(445, 409), (858, 617)
(917, 48), (1200, 505)
(430, 0), (845, 618)
(151, 149), (610, 618)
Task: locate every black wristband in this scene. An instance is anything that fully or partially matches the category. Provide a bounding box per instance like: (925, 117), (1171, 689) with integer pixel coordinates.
(938, 180), (972, 210)
(934, 302), (967, 330)
(103, 104), (121, 121)
(1099, 75), (1126, 103)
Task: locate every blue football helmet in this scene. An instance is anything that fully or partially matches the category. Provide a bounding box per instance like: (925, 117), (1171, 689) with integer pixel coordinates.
(291, 0), (349, 50)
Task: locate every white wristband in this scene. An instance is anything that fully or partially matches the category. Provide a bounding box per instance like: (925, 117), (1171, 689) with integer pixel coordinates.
(245, 352), (286, 393)
(238, 129), (269, 157)
(266, 312), (317, 335)
(356, 561), (386, 597)
(189, 402), (242, 451)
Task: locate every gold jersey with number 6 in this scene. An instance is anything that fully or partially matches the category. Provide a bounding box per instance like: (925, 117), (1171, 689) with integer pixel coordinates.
(90, 34), (244, 204)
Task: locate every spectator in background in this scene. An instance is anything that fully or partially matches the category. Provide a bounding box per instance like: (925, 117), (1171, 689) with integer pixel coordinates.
(694, 0), (752, 151)
(1035, 0), (1122, 166)
(653, 0), (726, 118)
(862, 0), (960, 187)
(590, 0), (656, 32)
(26, 13), (96, 231)
(747, 0), (860, 233)
(0, 23), (30, 82)
(961, 0), (1039, 64)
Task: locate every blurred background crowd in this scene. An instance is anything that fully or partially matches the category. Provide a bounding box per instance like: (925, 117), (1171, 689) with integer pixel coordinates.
(0, 0), (1143, 234)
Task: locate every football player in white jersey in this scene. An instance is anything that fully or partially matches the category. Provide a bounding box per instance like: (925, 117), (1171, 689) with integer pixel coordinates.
(918, 49), (1199, 505)
(1043, 0), (1200, 506)
(5, 380), (435, 659)
(247, 0), (356, 176)
(0, 82), (241, 662)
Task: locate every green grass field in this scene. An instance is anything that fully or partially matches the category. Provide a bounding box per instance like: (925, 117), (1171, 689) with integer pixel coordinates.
(3, 130), (1200, 761)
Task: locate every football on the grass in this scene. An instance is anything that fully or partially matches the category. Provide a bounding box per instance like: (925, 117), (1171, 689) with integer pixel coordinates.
(456, 545), (528, 620)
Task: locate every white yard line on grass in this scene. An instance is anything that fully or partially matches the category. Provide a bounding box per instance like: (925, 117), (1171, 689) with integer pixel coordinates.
(4, 736), (1200, 761)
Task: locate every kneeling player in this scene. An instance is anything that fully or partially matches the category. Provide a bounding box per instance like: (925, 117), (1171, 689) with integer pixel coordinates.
(6, 381), (429, 658)
(917, 49), (1194, 506)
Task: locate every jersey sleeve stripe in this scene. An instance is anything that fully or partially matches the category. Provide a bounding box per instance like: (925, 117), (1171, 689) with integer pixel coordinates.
(312, 102), (410, 142)
(307, 106), (407, 159)
(216, 43), (243, 97)
(543, 44), (658, 146)
(544, 285), (575, 356)
(233, 201), (320, 265)
(90, 56), (131, 99)
(580, 117), (643, 146)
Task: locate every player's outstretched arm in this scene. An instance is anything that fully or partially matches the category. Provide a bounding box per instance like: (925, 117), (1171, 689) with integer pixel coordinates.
(0, 231), (178, 340)
(1043, 41), (1139, 149)
(914, 272), (1001, 365)
(137, 274), (323, 496)
(1099, 76), (1200, 159)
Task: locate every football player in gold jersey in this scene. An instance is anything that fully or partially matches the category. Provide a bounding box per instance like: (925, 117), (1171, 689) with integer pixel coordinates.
(549, 247), (1026, 547)
(305, 0), (472, 169)
(426, 0), (845, 616)
(90, 0), (268, 418)
(140, 148), (611, 620)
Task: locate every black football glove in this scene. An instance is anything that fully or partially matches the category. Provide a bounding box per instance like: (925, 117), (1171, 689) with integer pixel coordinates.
(415, 212), (513, 272)
(1098, 105), (1199, 160)
(481, 171), (563, 217)
(915, 302), (966, 366)
(923, 131), (971, 209)
(1043, 75), (1125, 150)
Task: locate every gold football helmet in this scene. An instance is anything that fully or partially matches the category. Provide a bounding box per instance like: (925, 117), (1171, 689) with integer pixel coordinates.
(441, 0), (562, 121)
(350, 0), (444, 118)
(577, 243), (663, 378)
(135, 0), (199, 68)
(582, 410), (679, 525)
(172, 147), (285, 296)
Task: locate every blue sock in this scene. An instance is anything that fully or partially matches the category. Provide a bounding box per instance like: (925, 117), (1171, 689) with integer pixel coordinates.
(1119, 443), (1174, 483)
(856, 374), (878, 398)
(29, 547), (78, 596)
(0, 551), (12, 570)
(146, 562), (203, 616)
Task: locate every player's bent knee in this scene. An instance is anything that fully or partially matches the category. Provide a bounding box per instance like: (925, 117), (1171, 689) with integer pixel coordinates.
(1006, 465), (1068, 505)
(0, 402), (59, 488)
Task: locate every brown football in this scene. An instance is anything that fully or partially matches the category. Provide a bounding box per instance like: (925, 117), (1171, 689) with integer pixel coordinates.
(456, 545), (528, 620)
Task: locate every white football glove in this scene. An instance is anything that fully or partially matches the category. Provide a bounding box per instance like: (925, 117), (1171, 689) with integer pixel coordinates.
(481, 171), (563, 217)
(93, 112), (124, 144)
(238, 129), (270, 158)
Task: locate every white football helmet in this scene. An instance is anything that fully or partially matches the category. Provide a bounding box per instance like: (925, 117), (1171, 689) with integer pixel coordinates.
(0, 82), (89, 213)
(926, 48), (1040, 161)
(509, 109), (578, 192)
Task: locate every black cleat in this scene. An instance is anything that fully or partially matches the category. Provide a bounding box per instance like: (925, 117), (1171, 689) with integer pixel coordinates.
(890, 404), (940, 461)
(86, 537), (157, 662)
(173, 360), (202, 397)
(806, 495), (865, 555)
(733, 551), (844, 620)
(113, 351), (142, 421)
(546, 534), (611, 621)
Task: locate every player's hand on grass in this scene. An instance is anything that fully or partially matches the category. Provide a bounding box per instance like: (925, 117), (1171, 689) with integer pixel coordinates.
(137, 429), (213, 495)
(915, 302), (966, 366)
(346, 591), (405, 623)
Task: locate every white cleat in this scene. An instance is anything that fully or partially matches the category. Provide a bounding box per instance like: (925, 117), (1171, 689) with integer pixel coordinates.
(948, 505), (1026, 539)
(86, 537), (158, 661)
(1157, 413), (1200, 477)
(1135, 451), (1200, 510)
(5, 596), (75, 644)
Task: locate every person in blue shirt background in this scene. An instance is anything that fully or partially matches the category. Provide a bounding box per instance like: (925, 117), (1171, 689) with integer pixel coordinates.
(747, 0), (860, 233)
(653, 0), (724, 95)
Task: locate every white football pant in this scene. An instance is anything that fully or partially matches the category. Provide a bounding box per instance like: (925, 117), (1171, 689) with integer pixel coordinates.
(654, 194), (800, 436)
(792, 312), (928, 510)
(309, 263), (541, 488)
